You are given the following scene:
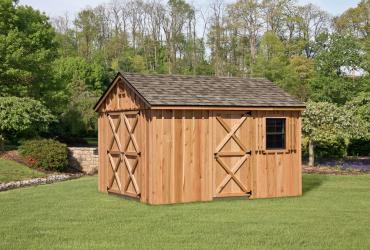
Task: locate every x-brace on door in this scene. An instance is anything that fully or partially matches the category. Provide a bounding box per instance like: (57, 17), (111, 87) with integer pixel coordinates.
(106, 110), (141, 198)
(213, 111), (252, 198)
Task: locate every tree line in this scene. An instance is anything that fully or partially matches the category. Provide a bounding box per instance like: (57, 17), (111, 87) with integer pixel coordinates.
(0, 0), (369, 164)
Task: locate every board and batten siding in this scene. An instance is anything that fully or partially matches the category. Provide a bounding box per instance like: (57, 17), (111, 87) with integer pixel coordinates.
(97, 78), (150, 203)
(147, 110), (302, 204)
(148, 110), (213, 204)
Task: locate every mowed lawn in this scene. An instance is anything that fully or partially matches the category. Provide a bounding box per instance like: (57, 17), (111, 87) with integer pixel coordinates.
(0, 175), (370, 250)
(0, 158), (45, 183)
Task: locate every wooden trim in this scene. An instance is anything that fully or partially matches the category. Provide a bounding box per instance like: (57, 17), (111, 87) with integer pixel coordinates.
(151, 106), (305, 111)
(264, 117), (288, 153)
(108, 190), (141, 200)
(106, 110), (141, 115)
(216, 152), (247, 157)
(262, 149), (290, 154)
(214, 193), (251, 198)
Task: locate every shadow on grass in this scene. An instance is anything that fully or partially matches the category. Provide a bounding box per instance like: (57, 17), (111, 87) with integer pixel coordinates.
(302, 174), (327, 195)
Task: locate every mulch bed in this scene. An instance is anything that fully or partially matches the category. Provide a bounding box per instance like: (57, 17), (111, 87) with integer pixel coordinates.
(0, 150), (81, 174)
(0, 150), (30, 166)
(302, 166), (369, 176)
(303, 157), (370, 175)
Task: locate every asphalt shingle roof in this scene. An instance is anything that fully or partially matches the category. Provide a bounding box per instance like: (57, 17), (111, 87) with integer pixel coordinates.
(121, 73), (305, 107)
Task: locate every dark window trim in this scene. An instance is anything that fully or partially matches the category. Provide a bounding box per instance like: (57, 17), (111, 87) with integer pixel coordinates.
(265, 117), (286, 150)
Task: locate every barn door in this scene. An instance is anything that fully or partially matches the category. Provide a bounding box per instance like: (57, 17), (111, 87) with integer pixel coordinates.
(106, 111), (141, 198)
(213, 111), (252, 198)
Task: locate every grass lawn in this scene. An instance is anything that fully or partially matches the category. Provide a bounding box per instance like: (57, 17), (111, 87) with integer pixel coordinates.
(0, 175), (370, 249)
(84, 137), (98, 146)
(0, 158), (45, 183)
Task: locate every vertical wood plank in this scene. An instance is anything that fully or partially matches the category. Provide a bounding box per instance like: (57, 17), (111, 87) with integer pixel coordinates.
(174, 110), (184, 203)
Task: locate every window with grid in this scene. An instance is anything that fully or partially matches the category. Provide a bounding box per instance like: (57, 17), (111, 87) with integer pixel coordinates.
(266, 118), (286, 150)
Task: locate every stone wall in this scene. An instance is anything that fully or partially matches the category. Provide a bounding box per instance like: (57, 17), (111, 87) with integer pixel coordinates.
(68, 147), (98, 175)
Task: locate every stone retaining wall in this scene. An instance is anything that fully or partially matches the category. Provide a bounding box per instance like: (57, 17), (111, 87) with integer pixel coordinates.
(68, 147), (98, 174)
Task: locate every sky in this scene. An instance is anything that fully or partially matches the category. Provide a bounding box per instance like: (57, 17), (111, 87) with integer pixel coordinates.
(19, 0), (360, 18)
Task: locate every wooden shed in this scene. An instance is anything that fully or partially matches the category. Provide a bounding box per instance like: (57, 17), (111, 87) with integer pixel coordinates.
(94, 72), (305, 204)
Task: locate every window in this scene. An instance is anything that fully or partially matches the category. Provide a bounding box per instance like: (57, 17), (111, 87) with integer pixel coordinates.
(266, 118), (286, 150)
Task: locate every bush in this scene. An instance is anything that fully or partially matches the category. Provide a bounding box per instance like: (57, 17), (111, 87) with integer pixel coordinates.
(19, 139), (68, 171)
(347, 138), (370, 156)
(302, 137), (347, 159)
(315, 137), (347, 159)
(0, 97), (55, 141)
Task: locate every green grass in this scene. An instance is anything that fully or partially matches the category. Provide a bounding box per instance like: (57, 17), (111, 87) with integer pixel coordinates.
(84, 137), (98, 146)
(0, 175), (370, 250)
(0, 158), (45, 183)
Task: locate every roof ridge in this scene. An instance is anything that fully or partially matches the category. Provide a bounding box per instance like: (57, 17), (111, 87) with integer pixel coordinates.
(121, 71), (269, 81)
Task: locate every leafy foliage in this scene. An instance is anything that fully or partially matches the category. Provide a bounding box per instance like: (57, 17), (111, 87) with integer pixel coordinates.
(50, 56), (107, 137)
(314, 137), (347, 159)
(59, 80), (99, 137)
(302, 101), (365, 142)
(315, 34), (366, 76)
(19, 139), (68, 171)
(347, 138), (370, 156)
(302, 101), (368, 164)
(0, 0), (58, 98)
(0, 97), (54, 140)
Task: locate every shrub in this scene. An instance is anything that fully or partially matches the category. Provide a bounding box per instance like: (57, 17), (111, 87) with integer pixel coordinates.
(315, 137), (347, 159)
(347, 138), (370, 156)
(302, 137), (347, 159)
(19, 139), (68, 171)
(0, 97), (55, 140)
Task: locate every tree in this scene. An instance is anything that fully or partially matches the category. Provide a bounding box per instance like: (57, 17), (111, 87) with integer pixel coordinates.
(0, 97), (55, 150)
(0, 0), (58, 99)
(228, 0), (262, 65)
(253, 31), (287, 80)
(208, 0), (227, 76)
(60, 80), (99, 137)
(296, 3), (330, 58)
(334, 0), (369, 39)
(315, 34), (366, 76)
(346, 91), (370, 136)
(162, 0), (195, 74)
(309, 75), (367, 105)
(302, 101), (366, 167)
(51, 56), (109, 136)
(53, 56), (109, 93)
(74, 9), (100, 59)
(280, 56), (315, 101)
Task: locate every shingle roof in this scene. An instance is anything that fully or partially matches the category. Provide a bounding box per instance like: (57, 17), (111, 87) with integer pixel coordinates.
(121, 73), (304, 107)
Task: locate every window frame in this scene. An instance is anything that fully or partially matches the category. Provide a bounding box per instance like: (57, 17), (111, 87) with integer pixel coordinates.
(264, 117), (287, 152)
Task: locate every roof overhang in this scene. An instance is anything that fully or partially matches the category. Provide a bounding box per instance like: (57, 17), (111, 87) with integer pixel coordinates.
(94, 72), (306, 112)
(150, 105), (306, 111)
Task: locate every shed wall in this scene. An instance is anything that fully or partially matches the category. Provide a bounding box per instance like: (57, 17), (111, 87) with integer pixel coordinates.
(147, 110), (301, 204)
(148, 110), (213, 204)
(97, 79), (150, 203)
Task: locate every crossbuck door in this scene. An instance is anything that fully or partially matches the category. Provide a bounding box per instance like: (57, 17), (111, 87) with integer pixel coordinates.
(106, 111), (141, 198)
(213, 111), (252, 198)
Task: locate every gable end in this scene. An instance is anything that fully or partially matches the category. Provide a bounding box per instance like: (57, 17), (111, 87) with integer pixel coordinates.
(94, 73), (151, 112)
